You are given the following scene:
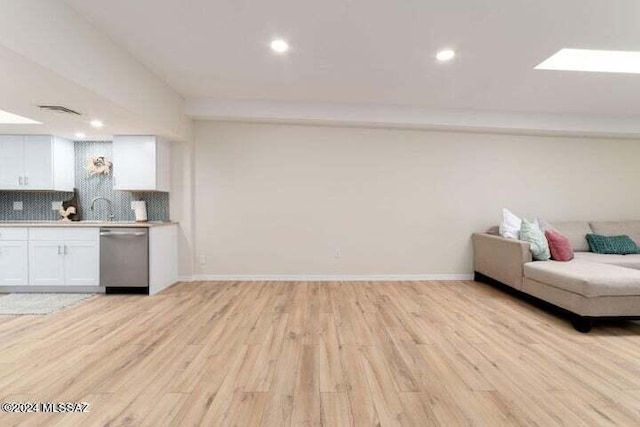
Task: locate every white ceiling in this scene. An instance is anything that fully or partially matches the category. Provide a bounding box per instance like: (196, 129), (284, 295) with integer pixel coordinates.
(0, 0), (192, 141)
(0, 44), (170, 140)
(64, 0), (640, 117)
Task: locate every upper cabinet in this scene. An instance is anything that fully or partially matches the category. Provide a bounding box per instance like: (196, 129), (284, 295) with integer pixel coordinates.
(0, 135), (75, 191)
(112, 135), (171, 192)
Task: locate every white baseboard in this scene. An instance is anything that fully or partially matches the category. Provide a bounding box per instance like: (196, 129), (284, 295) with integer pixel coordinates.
(179, 274), (473, 282)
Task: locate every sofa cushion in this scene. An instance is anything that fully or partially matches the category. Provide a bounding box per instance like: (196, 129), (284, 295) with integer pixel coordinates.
(523, 260), (640, 297)
(590, 221), (640, 247)
(551, 221), (592, 252)
(573, 252), (640, 270)
(586, 234), (639, 255)
(535, 217), (555, 232)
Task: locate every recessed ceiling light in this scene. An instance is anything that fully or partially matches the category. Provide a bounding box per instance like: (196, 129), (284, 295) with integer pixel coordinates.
(536, 48), (640, 74)
(436, 49), (456, 62)
(75, 132), (86, 139)
(90, 119), (104, 128)
(270, 39), (289, 54)
(0, 109), (41, 124)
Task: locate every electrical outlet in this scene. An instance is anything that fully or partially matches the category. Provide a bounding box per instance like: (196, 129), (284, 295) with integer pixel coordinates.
(13, 201), (23, 211)
(334, 248), (341, 258)
(199, 255), (206, 265)
(51, 201), (62, 211)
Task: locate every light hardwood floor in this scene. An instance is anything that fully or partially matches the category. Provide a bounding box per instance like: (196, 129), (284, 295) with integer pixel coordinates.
(1, 280), (640, 426)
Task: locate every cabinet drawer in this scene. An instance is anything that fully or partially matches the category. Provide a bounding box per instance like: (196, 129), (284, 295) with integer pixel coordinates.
(29, 227), (99, 242)
(0, 228), (28, 240)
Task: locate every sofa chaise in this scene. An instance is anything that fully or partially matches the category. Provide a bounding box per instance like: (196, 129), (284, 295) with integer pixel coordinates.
(473, 221), (640, 332)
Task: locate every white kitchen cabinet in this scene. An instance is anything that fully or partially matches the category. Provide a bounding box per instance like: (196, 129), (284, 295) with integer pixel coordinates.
(24, 135), (54, 190)
(29, 228), (99, 287)
(0, 228), (29, 286)
(29, 241), (66, 286)
(0, 135), (74, 191)
(0, 241), (29, 286)
(0, 135), (24, 189)
(112, 135), (170, 192)
(64, 240), (100, 286)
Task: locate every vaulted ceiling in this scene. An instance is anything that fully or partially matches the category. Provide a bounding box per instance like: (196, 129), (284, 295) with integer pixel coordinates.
(1, 0), (638, 138)
(65, 0), (640, 117)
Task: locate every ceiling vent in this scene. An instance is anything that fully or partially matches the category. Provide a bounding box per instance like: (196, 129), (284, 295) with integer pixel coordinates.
(37, 105), (82, 116)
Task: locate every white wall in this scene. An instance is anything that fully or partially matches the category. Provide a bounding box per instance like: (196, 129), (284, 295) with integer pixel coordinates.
(194, 121), (640, 277)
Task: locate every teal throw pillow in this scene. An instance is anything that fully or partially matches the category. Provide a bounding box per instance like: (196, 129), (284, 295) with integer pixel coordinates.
(519, 219), (551, 261)
(585, 234), (639, 255)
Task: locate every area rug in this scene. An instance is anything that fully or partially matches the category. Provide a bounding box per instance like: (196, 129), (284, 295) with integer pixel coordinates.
(0, 293), (94, 315)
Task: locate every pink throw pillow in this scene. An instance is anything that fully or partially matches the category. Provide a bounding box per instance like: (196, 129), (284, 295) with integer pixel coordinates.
(545, 229), (574, 261)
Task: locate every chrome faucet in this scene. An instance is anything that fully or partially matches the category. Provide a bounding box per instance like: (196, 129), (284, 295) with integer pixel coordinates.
(90, 197), (115, 221)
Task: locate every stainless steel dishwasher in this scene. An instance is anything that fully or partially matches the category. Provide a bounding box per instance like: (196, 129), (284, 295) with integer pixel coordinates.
(100, 227), (149, 293)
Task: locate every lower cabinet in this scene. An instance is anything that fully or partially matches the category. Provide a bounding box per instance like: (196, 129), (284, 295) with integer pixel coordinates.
(0, 240), (29, 286)
(29, 228), (99, 287)
(29, 241), (65, 286)
(65, 240), (100, 286)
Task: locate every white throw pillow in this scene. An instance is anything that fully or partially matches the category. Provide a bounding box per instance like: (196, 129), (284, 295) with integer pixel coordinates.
(499, 208), (522, 239)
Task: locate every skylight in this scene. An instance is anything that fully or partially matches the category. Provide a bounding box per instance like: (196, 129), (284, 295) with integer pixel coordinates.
(536, 48), (640, 74)
(0, 109), (41, 124)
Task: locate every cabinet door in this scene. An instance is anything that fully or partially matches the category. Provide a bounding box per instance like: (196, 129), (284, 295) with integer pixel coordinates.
(52, 137), (75, 191)
(64, 240), (99, 286)
(29, 241), (65, 286)
(0, 241), (28, 286)
(0, 135), (24, 189)
(23, 135), (53, 190)
(112, 136), (157, 190)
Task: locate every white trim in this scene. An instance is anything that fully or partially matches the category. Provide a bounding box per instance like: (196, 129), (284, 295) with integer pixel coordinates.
(186, 274), (473, 282)
(185, 98), (640, 138)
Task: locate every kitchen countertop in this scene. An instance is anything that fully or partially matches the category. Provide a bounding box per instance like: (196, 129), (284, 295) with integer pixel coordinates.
(0, 221), (178, 228)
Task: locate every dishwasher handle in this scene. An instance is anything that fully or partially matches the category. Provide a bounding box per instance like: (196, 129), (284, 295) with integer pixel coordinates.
(100, 231), (147, 237)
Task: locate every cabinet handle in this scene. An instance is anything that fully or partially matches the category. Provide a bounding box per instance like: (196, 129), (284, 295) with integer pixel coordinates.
(100, 231), (146, 236)
(18, 176), (23, 186)
(57, 245), (62, 255)
(64, 245), (68, 255)
(24, 176), (28, 186)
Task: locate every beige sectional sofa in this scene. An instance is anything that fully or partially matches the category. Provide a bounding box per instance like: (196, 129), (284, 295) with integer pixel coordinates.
(473, 221), (640, 332)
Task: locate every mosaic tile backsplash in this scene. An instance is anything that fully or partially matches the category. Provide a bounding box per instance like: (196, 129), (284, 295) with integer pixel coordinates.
(0, 141), (170, 222)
